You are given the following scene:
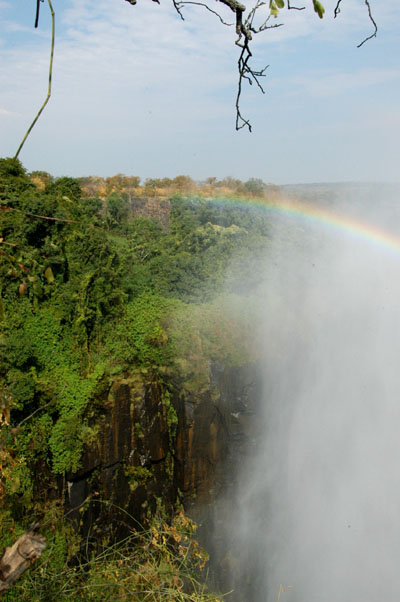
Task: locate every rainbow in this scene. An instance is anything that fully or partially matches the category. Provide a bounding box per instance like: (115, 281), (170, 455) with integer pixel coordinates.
(202, 195), (400, 256)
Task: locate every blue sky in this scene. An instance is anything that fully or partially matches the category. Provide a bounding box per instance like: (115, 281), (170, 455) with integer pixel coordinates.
(0, 0), (399, 183)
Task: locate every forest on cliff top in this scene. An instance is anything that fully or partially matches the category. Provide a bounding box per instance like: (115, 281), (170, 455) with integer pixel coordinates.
(0, 157), (274, 600)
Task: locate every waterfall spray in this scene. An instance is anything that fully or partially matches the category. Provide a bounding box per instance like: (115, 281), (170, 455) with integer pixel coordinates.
(223, 187), (400, 602)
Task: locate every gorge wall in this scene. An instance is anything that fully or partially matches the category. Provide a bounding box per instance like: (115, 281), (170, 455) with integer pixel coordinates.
(67, 362), (262, 553)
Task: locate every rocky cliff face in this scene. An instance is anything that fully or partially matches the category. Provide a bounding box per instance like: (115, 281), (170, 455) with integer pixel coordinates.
(67, 362), (261, 548)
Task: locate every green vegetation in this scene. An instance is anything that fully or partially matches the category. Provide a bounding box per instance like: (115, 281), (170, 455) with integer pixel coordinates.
(0, 157), (271, 598)
(9, 510), (220, 601)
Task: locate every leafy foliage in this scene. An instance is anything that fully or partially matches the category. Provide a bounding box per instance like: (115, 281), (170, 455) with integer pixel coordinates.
(0, 158), (272, 598)
(1, 158), (270, 478)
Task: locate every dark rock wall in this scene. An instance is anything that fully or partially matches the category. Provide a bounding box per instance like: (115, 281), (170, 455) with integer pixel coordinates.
(67, 363), (262, 552)
(67, 373), (175, 536)
(186, 362), (263, 595)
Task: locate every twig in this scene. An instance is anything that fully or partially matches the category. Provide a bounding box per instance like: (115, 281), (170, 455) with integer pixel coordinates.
(334, 0), (342, 18)
(246, 1), (283, 33)
(246, 0), (266, 27)
(235, 38), (268, 132)
(334, 0), (377, 46)
(276, 584), (294, 601)
(177, 1), (234, 25)
(63, 494), (93, 520)
(34, 0), (41, 28)
(250, 20), (283, 34)
(16, 399), (56, 430)
(288, 1), (305, 9)
(357, 0), (377, 47)
(172, 0), (185, 19)
(14, 0), (55, 159)
(0, 204), (129, 238)
(1, 204), (92, 226)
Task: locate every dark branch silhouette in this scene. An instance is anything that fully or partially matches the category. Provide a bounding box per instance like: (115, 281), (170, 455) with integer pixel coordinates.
(177, 1), (234, 25)
(335, 0), (377, 48)
(34, 0), (41, 28)
(334, 0), (342, 18)
(287, 1), (305, 9)
(357, 0), (377, 47)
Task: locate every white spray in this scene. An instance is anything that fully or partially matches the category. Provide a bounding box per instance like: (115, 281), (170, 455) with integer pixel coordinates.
(226, 187), (400, 602)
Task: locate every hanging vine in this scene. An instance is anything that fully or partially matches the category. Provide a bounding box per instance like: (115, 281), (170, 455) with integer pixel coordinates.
(14, 0), (55, 159)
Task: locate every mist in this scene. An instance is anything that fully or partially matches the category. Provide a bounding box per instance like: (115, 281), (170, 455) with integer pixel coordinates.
(222, 186), (400, 602)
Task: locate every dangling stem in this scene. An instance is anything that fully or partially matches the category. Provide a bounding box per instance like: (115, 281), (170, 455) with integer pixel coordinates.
(14, 0), (55, 159)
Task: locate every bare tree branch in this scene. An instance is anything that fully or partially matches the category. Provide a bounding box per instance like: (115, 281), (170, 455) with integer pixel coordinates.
(244, 0), (265, 27)
(287, 1), (305, 10)
(235, 0), (280, 131)
(216, 0), (246, 37)
(235, 36), (268, 131)
(0, 204), (130, 238)
(34, 0), (42, 28)
(334, 0), (342, 18)
(246, 1), (283, 34)
(15, 399), (55, 430)
(235, 51), (254, 130)
(334, 0), (377, 47)
(176, 1), (234, 25)
(250, 20), (283, 34)
(170, 0), (264, 130)
(172, 0), (185, 19)
(357, 0), (377, 47)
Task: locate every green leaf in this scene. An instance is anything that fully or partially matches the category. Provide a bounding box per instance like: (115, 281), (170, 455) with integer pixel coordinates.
(269, 0), (279, 17)
(313, 0), (325, 18)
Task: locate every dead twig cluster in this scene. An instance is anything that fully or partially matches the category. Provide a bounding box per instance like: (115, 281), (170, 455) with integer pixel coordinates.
(334, 0), (377, 47)
(150, 0), (379, 133)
